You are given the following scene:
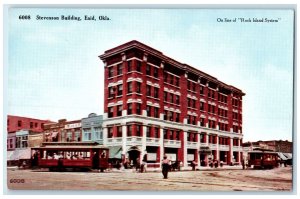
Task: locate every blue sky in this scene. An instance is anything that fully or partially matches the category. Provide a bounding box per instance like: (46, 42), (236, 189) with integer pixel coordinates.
(6, 8), (294, 142)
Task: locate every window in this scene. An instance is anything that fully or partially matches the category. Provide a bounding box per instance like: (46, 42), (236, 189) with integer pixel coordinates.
(170, 94), (173, 103)
(164, 73), (168, 82)
(175, 95), (179, 105)
(154, 127), (159, 138)
(175, 77), (179, 87)
(187, 115), (191, 124)
(127, 82), (133, 94)
(176, 131), (180, 140)
(117, 64), (123, 75)
(146, 126), (151, 137)
(153, 67), (158, 77)
(154, 107), (159, 118)
(192, 82), (196, 91)
(9, 139), (13, 149)
(169, 130), (173, 140)
(117, 126), (122, 137)
(127, 103), (132, 115)
(108, 127), (113, 138)
(136, 82), (141, 94)
(163, 129), (167, 139)
(200, 86), (204, 95)
(136, 61), (142, 72)
(95, 127), (102, 139)
(170, 75), (173, 84)
(109, 87), (114, 98)
(164, 110), (168, 120)
(200, 134), (205, 143)
(127, 60), (132, 72)
(200, 118), (205, 127)
(164, 92), (168, 101)
(192, 116), (196, 125)
(108, 107), (114, 118)
(17, 120), (22, 127)
(146, 85), (151, 96)
(168, 111), (173, 121)
(75, 131), (81, 141)
(136, 125), (141, 136)
(117, 105), (122, 116)
(108, 67), (113, 77)
(30, 122), (33, 128)
(175, 113), (180, 122)
(146, 106), (151, 117)
(192, 99), (196, 108)
(136, 103), (141, 115)
(127, 125), (132, 136)
(154, 87), (159, 98)
(200, 102), (204, 111)
(66, 132), (72, 142)
(117, 84), (123, 96)
(146, 64), (151, 75)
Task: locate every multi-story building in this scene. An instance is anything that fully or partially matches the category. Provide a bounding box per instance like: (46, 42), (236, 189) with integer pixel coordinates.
(7, 130), (44, 166)
(6, 115), (51, 166)
(43, 119), (82, 142)
(99, 40), (245, 169)
(82, 113), (104, 143)
(7, 115), (50, 134)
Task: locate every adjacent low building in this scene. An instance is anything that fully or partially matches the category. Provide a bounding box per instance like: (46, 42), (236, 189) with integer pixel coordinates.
(43, 119), (82, 142)
(7, 130), (44, 166)
(81, 113), (104, 144)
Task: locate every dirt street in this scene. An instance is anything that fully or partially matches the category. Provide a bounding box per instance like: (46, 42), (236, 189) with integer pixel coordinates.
(7, 166), (292, 192)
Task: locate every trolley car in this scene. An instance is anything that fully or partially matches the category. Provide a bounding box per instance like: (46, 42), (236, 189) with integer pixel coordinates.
(247, 150), (279, 169)
(31, 142), (109, 172)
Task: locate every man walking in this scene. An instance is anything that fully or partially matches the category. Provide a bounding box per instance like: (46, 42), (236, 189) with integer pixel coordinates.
(162, 154), (170, 179)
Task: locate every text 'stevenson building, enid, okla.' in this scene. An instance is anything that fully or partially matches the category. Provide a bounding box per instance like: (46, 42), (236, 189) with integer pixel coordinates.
(99, 40), (245, 170)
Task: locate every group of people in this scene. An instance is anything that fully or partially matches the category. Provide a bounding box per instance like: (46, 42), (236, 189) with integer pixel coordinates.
(45, 152), (85, 160)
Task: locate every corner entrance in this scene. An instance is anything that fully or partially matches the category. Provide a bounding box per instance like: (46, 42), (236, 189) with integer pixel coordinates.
(127, 146), (141, 166)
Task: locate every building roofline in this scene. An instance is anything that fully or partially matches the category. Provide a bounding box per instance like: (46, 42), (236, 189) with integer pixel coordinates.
(99, 40), (245, 96)
(7, 115), (52, 122)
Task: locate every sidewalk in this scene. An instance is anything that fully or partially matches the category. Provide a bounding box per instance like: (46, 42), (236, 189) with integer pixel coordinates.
(109, 165), (243, 173)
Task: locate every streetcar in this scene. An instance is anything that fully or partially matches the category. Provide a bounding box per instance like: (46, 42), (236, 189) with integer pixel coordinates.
(247, 150), (279, 169)
(31, 142), (109, 172)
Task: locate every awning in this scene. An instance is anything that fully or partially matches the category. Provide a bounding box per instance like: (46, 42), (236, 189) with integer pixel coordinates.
(7, 151), (15, 161)
(108, 146), (122, 159)
(7, 149), (31, 161)
(283, 153), (292, 159)
(277, 152), (288, 160)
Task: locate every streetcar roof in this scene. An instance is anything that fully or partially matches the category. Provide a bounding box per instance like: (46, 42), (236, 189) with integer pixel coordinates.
(248, 151), (278, 154)
(32, 145), (109, 149)
(32, 142), (109, 149)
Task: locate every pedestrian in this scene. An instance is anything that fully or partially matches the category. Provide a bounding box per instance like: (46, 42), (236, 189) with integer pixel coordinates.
(191, 160), (196, 171)
(136, 158), (140, 172)
(242, 159), (245, 170)
(162, 154), (170, 179)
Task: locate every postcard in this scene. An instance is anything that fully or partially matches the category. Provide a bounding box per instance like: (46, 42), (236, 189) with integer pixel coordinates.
(4, 6), (295, 193)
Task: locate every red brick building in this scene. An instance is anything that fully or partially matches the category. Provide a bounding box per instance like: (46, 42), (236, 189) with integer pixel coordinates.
(7, 115), (51, 134)
(43, 119), (82, 142)
(99, 40), (245, 169)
